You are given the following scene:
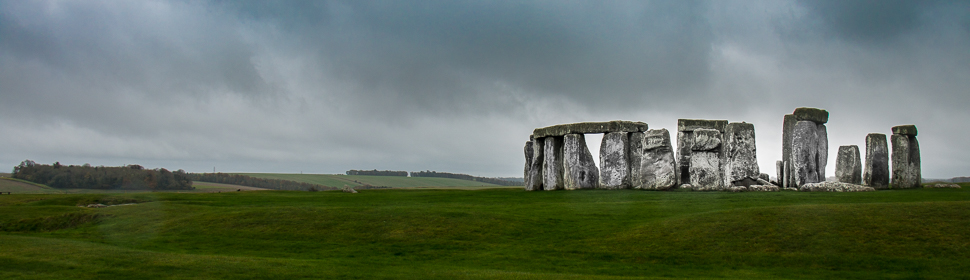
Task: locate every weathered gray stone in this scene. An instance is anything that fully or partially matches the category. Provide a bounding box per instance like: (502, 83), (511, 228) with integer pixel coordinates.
(525, 140), (544, 191)
(533, 121), (648, 138)
(792, 121), (820, 187)
(524, 141), (532, 189)
(677, 119), (728, 185)
(891, 125), (918, 136)
(629, 132), (644, 189)
(599, 132), (630, 189)
(776, 160), (783, 185)
(677, 119), (728, 132)
(759, 173), (770, 182)
(891, 134), (921, 189)
(816, 124), (828, 180)
(863, 133), (890, 189)
(723, 122), (759, 186)
(781, 114), (797, 189)
(640, 129), (677, 190)
(747, 185), (780, 192)
(691, 128), (722, 151)
(927, 183), (960, 189)
(689, 151), (722, 191)
(676, 130), (690, 184)
(793, 107), (829, 124)
(799, 182), (874, 192)
(563, 134), (599, 190)
(835, 145), (862, 184)
(542, 137), (564, 191)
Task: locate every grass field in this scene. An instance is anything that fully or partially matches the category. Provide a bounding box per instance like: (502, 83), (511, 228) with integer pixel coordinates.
(239, 173), (512, 189)
(0, 178), (259, 194)
(1, 183), (969, 279)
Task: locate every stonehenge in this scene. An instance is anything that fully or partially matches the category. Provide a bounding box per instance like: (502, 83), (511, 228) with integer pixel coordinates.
(891, 125), (921, 189)
(522, 109), (921, 193)
(863, 133), (890, 189)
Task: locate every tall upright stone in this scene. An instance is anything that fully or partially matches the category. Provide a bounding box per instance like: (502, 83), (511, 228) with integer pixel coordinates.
(689, 128), (723, 191)
(781, 114), (797, 189)
(816, 124), (828, 180)
(676, 119), (728, 186)
(783, 108), (829, 188)
(600, 132), (630, 189)
(792, 121), (820, 187)
(863, 133), (890, 189)
(563, 133), (599, 190)
(723, 122), (759, 186)
(640, 129), (677, 190)
(524, 140), (533, 190)
(525, 139), (544, 191)
(835, 145), (861, 184)
(629, 132), (645, 189)
(776, 160), (783, 185)
(891, 125), (921, 189)
(542, 136), (564, 191)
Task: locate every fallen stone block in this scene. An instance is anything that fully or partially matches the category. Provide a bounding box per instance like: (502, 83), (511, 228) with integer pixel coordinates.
(799, 181), (875, 192)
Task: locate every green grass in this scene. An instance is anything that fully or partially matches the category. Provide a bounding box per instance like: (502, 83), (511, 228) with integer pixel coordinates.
(1, 183), (970, 279)
(239, 173), (510, 188)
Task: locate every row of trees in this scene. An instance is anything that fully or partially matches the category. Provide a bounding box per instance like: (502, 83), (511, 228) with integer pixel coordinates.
(409, 171), (520, 186)
(189, 173), (336, 191)
(345, 170), (408, 176)
(12, 160), (193, 190)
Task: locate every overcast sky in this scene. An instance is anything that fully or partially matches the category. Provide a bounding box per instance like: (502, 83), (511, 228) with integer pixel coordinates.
(1, 0), (968, 178)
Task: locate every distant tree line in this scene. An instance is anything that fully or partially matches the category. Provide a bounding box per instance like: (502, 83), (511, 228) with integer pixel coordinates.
(12, 160), (193, 190)
(345, 170), (408, 176)
(409, 171), (520, 186)
(190, 173), (337, 191)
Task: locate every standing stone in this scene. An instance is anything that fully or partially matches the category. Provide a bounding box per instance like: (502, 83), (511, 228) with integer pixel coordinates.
(723, 122), (759, 186)
(524, 140), (532, 189)
(863, 133), (890, 189)
(689, 128), (724, 190)
(891, 127), (921, 189)
(791, 121), (819, 187)
(563, 134), (599, 190)
(690, 152), (721, 191)
(676, 119), (728, 185)
(629, 132), (645, 189)
(524, 139), (544, 191)
(781, 114), (797, 189)
(816, 124), (828, 180)
(600, 132), (630, 189)
(542, 137), (564, 191)
(836, 145), (862, 184)
(775, 160), (783, 185)
(640, 129), (677, 190)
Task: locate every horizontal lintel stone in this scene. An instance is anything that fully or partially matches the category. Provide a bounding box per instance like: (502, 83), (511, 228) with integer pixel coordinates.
(677, 119), (728, 132)
(792, 107), (829, 124)
(533, 120), (648, 138)
(891, 125), (917, 136)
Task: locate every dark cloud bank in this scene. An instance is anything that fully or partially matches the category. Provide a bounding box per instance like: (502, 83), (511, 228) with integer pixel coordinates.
(1, 0), (968, 178)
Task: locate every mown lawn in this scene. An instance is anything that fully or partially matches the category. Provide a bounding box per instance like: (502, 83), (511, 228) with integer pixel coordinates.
(239, 173), (507, 188)
(1, 184), (969, 279)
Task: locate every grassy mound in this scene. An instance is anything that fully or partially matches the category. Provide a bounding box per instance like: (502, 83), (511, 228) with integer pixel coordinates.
(1, 184), (969, 279)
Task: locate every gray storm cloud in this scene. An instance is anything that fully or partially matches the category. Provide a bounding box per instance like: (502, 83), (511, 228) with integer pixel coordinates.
(0, 0), (968, 178)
